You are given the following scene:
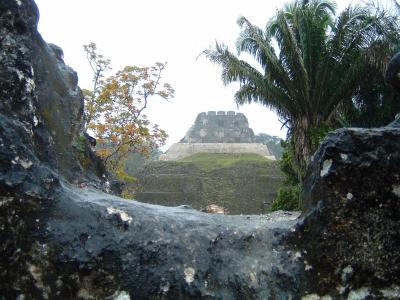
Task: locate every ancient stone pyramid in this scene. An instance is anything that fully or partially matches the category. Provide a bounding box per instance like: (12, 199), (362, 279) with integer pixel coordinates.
(161, 111), (274, 160)
(181, 111), (255, 143)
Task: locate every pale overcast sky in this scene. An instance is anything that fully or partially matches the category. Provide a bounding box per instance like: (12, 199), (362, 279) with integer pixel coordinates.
(35, 0), (378, 150)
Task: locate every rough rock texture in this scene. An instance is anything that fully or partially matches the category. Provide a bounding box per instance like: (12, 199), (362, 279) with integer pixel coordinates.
(41, 187), (304, 299)
(1, 0), (400, 299)
(0, 2), (302, 298)
(181, 111), (255, 143)
(161, 143), (274, 161)
(294, 127), (400, 298)
(0, 0), (105, 183)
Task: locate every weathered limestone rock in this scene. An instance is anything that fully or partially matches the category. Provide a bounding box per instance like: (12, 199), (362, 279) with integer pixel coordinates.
(1, 0), (400, 299)
(293, 127), (400, 297)
(0, 2), (301, 298)
(0, 0), (105, 182)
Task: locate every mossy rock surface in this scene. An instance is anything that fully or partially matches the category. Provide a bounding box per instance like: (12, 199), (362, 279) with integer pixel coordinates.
(133, 153), (283, 214)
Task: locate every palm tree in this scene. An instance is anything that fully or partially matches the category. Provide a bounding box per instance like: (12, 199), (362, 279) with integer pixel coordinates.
(204, 0), (398, 177)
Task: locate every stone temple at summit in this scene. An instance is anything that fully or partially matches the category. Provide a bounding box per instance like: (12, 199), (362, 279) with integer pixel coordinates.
(160, 111), (274, 160)
(182, 111), (254, 143)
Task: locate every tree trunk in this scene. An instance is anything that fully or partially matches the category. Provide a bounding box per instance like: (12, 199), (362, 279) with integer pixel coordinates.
(292, 117), (314, 181)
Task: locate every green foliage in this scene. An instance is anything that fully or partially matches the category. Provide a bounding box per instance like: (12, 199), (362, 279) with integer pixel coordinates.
(271, 126), (335, 212)
(270, 138), (302, 211)
(117, 170), (138, 199)
(124, 150), (162, 176)
(270, 184), (302, 211)
(308, 125), (333, 151)
(73, 135), (91, 171)
(204, 0), (400, 175)
(338, 77), (400, 128)
(278, 139), (300, 185)
(254, 134), (284, 159)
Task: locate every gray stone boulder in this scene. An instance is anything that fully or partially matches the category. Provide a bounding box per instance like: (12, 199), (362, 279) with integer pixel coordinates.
(1, 0), (400, 299)
(0, 1), (302, 298)
(295, 126), (400, 298)
(0, 0), (105, 183)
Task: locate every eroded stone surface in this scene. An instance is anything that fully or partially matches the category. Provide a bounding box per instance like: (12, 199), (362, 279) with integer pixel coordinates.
(296, 127), (400, 297)
(181, 111), (255, 143)
(1, 0), (400, 299)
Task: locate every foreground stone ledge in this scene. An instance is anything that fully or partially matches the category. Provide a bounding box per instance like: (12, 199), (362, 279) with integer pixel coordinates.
(1, 0), (400, 299)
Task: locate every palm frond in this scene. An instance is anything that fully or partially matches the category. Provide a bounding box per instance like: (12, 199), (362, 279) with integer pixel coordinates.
(203, 42), (264, 87)
(204, 0), (399, 136)
(270, 11), (310, 106)
(236, 17), (297, 101)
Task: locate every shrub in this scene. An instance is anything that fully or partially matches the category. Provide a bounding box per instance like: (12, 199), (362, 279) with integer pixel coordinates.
(271, 184), (302, 211)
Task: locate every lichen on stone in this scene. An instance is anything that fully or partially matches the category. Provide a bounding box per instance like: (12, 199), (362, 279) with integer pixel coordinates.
(113, 291), (130, 300)
(341, 265), (353, 283)
(184, 267), (195, 285)
(320, 159), (333, 177)
(11, 156), (33, 169)
(347, 287), (371, 300)
(107, 207), (133, 224)
(380, 286), (400, 299)
(391, 184), (400, 197)
(301, 294), (332, 300)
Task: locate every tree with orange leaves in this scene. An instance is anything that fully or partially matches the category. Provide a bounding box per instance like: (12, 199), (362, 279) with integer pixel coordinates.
(82, 43), (174, 180)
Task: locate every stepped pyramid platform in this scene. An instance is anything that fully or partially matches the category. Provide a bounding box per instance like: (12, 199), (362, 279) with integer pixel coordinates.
(161, 111), (275, 160)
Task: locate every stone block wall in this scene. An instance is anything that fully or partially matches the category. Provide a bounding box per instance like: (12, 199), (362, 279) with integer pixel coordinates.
(181, 111), (255, 143)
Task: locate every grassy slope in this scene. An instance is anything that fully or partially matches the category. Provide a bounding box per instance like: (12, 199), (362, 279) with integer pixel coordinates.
(134, 153), (283, 215)
(178, 153), (270, 170)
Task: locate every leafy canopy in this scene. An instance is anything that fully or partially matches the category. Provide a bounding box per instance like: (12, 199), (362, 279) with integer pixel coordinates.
(83, 43), (174, 176)
(204, 0), (399, 174)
